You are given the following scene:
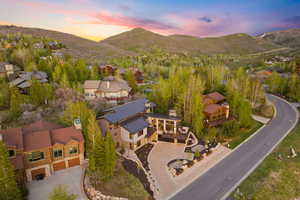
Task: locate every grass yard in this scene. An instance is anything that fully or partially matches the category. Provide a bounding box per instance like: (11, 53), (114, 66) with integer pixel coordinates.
(232, 123), (300, 200)
(228, 120), (264, 149)
(94, 163), (150, 200)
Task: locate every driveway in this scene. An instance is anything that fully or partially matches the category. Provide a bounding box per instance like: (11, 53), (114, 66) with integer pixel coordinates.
(148, 142), (231, 200)
(27, 166), (87, 200)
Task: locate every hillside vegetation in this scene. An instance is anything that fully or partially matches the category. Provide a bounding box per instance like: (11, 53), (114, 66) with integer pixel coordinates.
(0, 25), (135, 61)
(2, 25), (300, 61)
(257, 28), (300, 48)
(102, 28), (281, 55)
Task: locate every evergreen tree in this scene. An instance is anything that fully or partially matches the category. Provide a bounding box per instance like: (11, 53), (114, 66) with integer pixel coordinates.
(0, 82), (10, 109)
(60, 72), (71, 89)
(48, 185), (77, 200)
(0, 141), (22, 200)
(102, 131), (117, 181)
(9, 87), (23, 119)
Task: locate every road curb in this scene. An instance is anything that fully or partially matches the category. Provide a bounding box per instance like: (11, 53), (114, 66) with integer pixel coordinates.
(220, 94), (299, 200)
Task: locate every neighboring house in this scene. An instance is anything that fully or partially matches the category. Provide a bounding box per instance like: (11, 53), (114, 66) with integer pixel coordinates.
(0, 62), (20, 79)
(203, 92), (230, 126)
(118, 67), (144, 84)
(254, 70), (272, 80)
(99, 65), (117, 76)
(98, 99), (188, 150)
(83, 76), (131, 104)
(0, 120), (84, 182)
(10, 71), (48, 92)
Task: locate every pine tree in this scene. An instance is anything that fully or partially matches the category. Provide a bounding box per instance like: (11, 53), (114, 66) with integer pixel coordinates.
(0, 141), (22, 200)
(48, 185), (77, 200)
(9, 87), (23, 119)
(102, 131), (116, 181)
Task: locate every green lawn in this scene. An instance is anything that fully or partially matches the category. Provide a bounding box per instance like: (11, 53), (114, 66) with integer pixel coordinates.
(232, 123), (300, 200)
(228, 120), (264, 149)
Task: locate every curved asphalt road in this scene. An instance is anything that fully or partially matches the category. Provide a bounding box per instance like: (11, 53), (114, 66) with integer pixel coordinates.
(170, 94), (299, 200)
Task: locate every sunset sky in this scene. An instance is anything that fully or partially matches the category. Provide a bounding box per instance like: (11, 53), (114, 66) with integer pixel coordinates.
(0, 0), (300, 41)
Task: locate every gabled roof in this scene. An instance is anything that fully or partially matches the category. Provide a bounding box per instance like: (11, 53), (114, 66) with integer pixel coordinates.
(24, 130), (52, 152)
(0, 127), (23, 150)
(104, 98), (148, 124)
(121, 116), (149, 134)
(51, 127), (84, 145)
(205, 92), (225, 103)
(22, 120), (63, 135)
(83, 80), (101, 89)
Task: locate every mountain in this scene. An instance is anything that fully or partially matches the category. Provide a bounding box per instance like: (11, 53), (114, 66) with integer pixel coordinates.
(0, 25), (135, 61)
(257, 28), (300, 48)
(101, 28), (281, 55)
(1, 25), (299, 61)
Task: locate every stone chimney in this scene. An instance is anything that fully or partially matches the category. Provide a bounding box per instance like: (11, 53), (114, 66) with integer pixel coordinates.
(106, 81), (110, 89)
(74, 118), (82, 130)
(169, 109), (177, 117)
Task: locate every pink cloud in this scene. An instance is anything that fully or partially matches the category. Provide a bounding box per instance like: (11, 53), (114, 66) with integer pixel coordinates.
(4, 0), (253, 37)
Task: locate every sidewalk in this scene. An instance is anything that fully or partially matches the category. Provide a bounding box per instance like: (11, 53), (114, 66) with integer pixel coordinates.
(252, 114), (270, 124)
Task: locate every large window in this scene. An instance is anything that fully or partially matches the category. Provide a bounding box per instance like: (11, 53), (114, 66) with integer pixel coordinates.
(69, 146), (78, 155)
(28, 151), (44, 162)
(8, 149), (16, 158)
(53, 149), (63, 158)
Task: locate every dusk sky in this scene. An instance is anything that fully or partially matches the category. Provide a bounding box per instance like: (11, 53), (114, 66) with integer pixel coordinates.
(0, 0), (300, 41)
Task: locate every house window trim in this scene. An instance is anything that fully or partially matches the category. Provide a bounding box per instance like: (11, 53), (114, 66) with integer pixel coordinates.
(28, 151), (45, 162)
(69, 146), (78, 155)
(53, 149), (63, 159)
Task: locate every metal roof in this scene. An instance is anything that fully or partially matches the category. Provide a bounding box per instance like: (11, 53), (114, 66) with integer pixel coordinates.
(104, 98), (148, 124)
(121, 116), (149, 133)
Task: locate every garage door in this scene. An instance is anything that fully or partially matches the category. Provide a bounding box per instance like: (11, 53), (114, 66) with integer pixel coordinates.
(68, 157), (80, 168)
(53, 161), (66, 171)
(31, 168), (46, 180)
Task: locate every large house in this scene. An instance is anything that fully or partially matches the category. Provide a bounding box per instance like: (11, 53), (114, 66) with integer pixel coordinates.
(203, 92), (230, 126)
(83, 76), (132, 104)
(98, 99), (188, 150)
(0, 120), (84, 182)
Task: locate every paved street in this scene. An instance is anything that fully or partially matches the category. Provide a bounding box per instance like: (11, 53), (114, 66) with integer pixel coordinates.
(170, 95), (299, 200)
(28, 166), (87, 200)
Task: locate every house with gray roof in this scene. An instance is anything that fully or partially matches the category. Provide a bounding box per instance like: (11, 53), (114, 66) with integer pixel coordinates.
(83, 76), (131, 104)
(10, 71), (48, 91)
(98, 98), (187, 151)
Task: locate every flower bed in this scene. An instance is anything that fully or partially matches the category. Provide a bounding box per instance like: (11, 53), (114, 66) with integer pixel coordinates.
(135, 143), (154, 171)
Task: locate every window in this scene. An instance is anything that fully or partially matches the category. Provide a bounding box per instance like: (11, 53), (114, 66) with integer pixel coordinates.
(8, 149), (16, 157)
(53, 149), (63, 158)
(69, 147), (78, 154)
(138, 130), (143, 137)
(85, 93), (89, 97)
(129, 134), (133, 139)
(28, 151), (44, 162)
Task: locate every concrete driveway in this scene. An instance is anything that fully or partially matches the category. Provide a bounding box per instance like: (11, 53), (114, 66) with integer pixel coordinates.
(27, 166), (87, 200)
(148, 142), (230, 200)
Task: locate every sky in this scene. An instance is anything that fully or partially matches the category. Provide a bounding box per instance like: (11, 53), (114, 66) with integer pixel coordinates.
(0, 0), (300, 41)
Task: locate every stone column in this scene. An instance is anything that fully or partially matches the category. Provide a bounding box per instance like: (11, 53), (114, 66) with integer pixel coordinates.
(174, 121), (177, 134)
(163, 120), (167, 132)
